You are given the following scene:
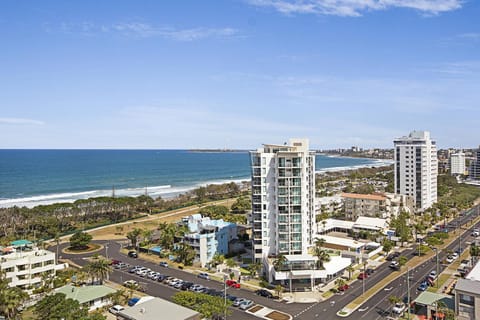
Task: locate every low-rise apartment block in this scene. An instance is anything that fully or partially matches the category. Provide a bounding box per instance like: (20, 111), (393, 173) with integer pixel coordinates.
(0, 240), (67, 290)
(342, 192), (414, 220)
(183, 214), (237, 268)
(455, 260), (480, 320)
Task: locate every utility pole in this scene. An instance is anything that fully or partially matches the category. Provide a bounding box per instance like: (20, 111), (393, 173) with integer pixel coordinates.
(362, 261), (367, 296)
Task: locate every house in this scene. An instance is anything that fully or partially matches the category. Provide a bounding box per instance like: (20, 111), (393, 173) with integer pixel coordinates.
(56, 284), (116, 311)
(116, 297), (201, 320)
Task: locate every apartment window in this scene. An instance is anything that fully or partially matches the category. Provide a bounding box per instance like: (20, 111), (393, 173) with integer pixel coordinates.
(262, 157), (266, 165)
(263, 231), (267, 237)
(460, 294), (474, 306)
(263, 240), (267, 246)
(262, 168), (266, 175)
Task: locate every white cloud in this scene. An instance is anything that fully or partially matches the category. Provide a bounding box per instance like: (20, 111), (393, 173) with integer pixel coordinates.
(247, 0), (463, 17)
(50, 22), (239, 41)
(0, 118), (45, 125)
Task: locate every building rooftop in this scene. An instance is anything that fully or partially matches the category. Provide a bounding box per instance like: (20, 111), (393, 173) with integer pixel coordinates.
(317, 218), (355, 233)
(455, 278), (480, 294)
(314, 235), (365, 249)
(0, 248), (54, 260)
(465, 259), (480, 281)
(341, 193), (387, 201)
(118, 297), (200, 320)
(353, 216), (388, 231)
(10, 240), (33, 247)
(56, 284), (116, 305)
(413, 291), (453, 309)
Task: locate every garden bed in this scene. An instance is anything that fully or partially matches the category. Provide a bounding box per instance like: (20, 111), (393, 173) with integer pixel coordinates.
(249, 305), (264, 313)
(265, 311), (290, 320)
(63, 243), (102, 254)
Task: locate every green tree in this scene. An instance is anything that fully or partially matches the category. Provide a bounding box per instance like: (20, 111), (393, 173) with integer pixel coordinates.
(210, 253), (225, 267)
(382, 239), (394, 254)
(0, 272), (29, 320)
(126, 228), (142, 249)
(274, 284), (283, 298)
(69, 231), (92, 250)
(273, 254), (287, 271)
(346, 265), (355, 280)
(84, 258), (111, 284)
(388, 295), (401, 316)
(225, 258), (237, 268)
(35, 292), (89, 320)
(398, 256), (408, 268)
(174, 242), (196, 266)
(248, 261), (262, 278)
(230, 196), (252, 214)
(172, 291), (231, 319)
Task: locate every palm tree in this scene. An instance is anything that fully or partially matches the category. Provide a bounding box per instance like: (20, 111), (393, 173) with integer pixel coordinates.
(126, 228), (142, 250)
(174, 242), (196, 266)
(225, 258), (237, 269)
(142, 229), (153, 246)
(211, 253), (225, 267)
(274, 284), (284, 298)
(248, 261), (262, 278)
(312, 246), (330, 270)
(273, 254), (287, 271)
(108, 289), (129, 306)
(85, 258), (111, 284)
(346, 265), (355, 280)
(0, 272), (28, 320)
(335, 277), (346, 288)
(315, 238), (326, 248)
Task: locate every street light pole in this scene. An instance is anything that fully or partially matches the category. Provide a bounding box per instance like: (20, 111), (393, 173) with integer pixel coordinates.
(434, 248), (439, 289)
(362, 261), (367, 296)
(105, 245), (109, 260)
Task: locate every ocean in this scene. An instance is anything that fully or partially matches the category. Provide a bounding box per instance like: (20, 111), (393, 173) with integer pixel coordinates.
(0, 150), (392, 208)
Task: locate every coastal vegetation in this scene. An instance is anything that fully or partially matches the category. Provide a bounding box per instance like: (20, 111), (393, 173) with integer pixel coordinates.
(172, 291), (231, 319)
(0, 182), (247, 245)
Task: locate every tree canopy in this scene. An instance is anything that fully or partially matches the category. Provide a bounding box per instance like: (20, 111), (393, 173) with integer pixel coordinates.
(69, 231), (92, 250)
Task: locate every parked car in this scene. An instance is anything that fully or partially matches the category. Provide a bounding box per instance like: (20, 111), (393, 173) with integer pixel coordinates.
(389, 261), (400, 269)
(181, 282), (194, 291)
(128, 297), (140, 307)
(451, 252), (459, 260)
(366, 268), (375, 275)
(128, 251), (138, 258)
(338, 284), (350, 291)
(198, 272), (210, 280)
(418, 281), (428, 291)
(226, 294), (238, 302)
(239, 300), (254, 310)
(472, 229), (479, 237)
(159, 262), (169, 268)
(128, 266), (141, 273)
(233, 298), (246, 307)
(226, 280), (240, 288)
(174, 280), (185, 289)
(446, 256), (454, 263)
(123, 280), (138, 288)
(392, 302), (406, 314)
(109, 305), (124, 314)
(358, 272), (368, 280)
(255, 289), (273, 298)
(429, 271), (437, 280)
(110, 259), (121, 265)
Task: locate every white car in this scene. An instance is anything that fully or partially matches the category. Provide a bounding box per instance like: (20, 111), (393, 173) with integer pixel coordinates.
(239, 300), (254, 310)
(446, 256), (454, 263)
(109, 305), (125, 314)
(452, 252), (459, 260)
(392, 302), (406, 314)
(233, 298), (246, 307)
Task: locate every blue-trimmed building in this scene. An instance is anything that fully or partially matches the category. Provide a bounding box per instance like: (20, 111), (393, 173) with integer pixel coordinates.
(183, 214), (237, 267)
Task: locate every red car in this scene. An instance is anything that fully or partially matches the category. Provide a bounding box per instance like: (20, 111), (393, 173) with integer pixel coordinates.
(358, 272), (368, 280)
(338, 284), (350, 291)
(110, 259), (121, 265)
(226, 280), (241, 288)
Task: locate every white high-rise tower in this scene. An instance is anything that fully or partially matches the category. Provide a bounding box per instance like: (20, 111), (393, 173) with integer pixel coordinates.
(250, 138), (315, 261)
(394, 131), (438, 211)
(450, 152), (466, 176)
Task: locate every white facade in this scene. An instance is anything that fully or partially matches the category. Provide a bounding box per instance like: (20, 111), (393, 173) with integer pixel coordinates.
(394, 131), (438, 211)
(250, 138), (316, 260)
(451, 152), (466, 175)
(0, 247), (65, 290)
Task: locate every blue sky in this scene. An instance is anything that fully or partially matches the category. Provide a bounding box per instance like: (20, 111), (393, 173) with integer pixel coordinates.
(1, 0), (479, 149)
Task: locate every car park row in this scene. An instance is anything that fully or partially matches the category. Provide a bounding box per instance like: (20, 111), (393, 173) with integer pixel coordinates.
(112, 260), (263, 311)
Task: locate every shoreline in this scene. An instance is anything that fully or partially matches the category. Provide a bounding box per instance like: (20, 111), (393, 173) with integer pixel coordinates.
(0, 156), (392, 209)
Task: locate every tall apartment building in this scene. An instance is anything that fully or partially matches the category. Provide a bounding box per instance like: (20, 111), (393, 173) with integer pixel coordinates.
(469, 147), (480, 181)
(250, 138), (315, 261)
(451, 152), (466, 176)
(394, 131), (438, 211)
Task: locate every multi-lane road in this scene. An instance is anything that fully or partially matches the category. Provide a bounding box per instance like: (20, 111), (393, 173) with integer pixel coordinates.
(54, 205), (479, 320)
